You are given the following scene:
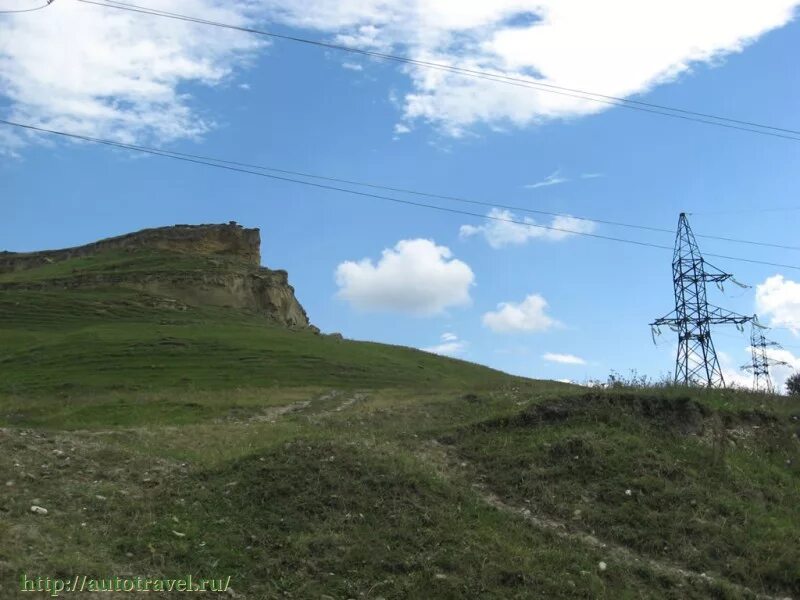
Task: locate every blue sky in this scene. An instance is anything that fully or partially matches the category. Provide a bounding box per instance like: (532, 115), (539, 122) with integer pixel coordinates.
(3, 0), (800, 389)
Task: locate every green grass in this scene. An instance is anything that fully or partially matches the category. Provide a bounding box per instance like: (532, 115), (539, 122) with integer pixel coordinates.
(0, 283), (523, 407)
(0, 249), (248, 284)
(449, 391), (800, 596)
(1, 245), (798, 598)
(0, 401), (752, 599)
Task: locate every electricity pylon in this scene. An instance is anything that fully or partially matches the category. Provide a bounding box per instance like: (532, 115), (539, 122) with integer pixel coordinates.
(651, 213), (751, 387)
(741, 317), (788, 394)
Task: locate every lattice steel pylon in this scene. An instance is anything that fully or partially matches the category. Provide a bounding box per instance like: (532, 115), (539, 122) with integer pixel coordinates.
(741, 317), (788, 394)
(651, 213), (751, 387)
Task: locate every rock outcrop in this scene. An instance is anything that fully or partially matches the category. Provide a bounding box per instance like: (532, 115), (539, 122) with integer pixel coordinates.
(0, 222), (314, 330)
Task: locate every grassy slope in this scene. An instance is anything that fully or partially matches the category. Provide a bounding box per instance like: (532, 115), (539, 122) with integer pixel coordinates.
(0, 249), (524, 424)
(1, 248), (799, 599)
(451, 393), (800, 594)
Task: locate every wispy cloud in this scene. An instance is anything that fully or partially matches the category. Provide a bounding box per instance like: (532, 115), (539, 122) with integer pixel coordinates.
(5, 1), (799, 148)
(524, 170), (568, 189)
(543, 352), (586, 365)
(423, 332), (467, 356)
(459, 208), (597, 248)
(342, 61), (364, 71)
(580, 172), (604, 179)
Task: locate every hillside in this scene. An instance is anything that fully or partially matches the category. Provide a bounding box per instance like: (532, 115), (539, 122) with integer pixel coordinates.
(1, 226), (799, 599)
(0, 223), (521, 400)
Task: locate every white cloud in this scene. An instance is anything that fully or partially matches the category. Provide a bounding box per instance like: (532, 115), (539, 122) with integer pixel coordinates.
(342, 61), (364, 71)
(255, 0), (800, 135)
(459, 208), (596, 248)
(394, 123), (411, 134)
(423, 332), (467, 356)
(0, 0), (264, 147)
(718, 344), (800, 393)
(543, 352), (586, 365)
(483, 293), (559, 333)
(580, 172), (604, 179)
(756, 275), (800, 335)
(524, 169), (567, 189)
(335, 238), (474, 315)
(5, 1), (797, 147)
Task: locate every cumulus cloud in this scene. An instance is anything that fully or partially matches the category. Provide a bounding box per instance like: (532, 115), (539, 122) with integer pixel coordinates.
(756, 275), (800, 335)
(335, 238), (474, 315)
(524, 170), (568, 189)
(0, 0), (263, 148)
(483, 293), (559, 333)
(342, 61), (364, 71)
(718, 345), (800, 393)
(459, 208), (596, 248)
(543, 352), (586, 365)
(423, 332), (467, 356)
(256, 0), (800, 135)
(763, 348), (800, 394)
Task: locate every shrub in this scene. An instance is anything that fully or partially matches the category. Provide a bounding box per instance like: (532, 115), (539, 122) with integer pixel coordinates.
(787, 372), (800, 396)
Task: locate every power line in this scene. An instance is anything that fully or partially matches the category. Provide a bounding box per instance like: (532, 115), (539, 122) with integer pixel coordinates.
(716, 329), (800, 352)
(73, 0), (800, 143)
(0, 0), (53, 13)
(691, 206), (800, 216)
(108, 156), (800, 252)
(4, 117), (800, 273)
(76, 148), (800, 251)
(2, 116), (795, 254)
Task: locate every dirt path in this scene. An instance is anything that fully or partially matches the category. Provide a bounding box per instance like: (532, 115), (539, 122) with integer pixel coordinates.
(419, 441), (791, 600)
(334, 392), (367, 412)
(248, 390), (367, 424)
(248, 400), (311, 423)
(248, 390), (346, 423)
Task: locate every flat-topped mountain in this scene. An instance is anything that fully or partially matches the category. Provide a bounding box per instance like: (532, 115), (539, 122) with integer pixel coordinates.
(0, 221), (514, 394)
(0, 222), (262, 273)
(0, 222), (311, 330)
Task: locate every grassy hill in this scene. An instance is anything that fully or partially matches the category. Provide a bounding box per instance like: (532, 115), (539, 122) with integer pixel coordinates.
(1, 243), (799, 599)
(0, 248), (525, 426)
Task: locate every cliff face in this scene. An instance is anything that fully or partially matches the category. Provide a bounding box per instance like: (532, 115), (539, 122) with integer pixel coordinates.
(0, 222), (313, 330)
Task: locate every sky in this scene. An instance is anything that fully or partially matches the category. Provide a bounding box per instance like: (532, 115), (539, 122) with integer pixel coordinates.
(2, 0), (800, 391)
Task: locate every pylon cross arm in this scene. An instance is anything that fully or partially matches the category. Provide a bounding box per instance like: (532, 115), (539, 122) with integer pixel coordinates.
(706, 305), (752, 325)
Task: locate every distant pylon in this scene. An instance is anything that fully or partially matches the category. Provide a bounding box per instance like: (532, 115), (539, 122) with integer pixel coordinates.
(741, 317), (788, 394)
(651, 213), (751, 387)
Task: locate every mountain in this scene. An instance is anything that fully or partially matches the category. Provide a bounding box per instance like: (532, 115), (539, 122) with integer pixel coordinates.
(0, 222), (521, 397)
(0, 222), (311, 329)
(0, 224), (798, 599)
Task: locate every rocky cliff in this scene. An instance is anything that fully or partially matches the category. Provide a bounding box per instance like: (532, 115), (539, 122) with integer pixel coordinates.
(0, 222), (314, 330)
